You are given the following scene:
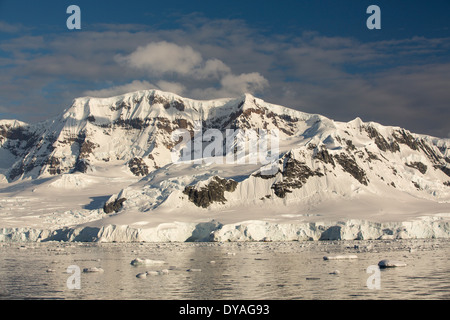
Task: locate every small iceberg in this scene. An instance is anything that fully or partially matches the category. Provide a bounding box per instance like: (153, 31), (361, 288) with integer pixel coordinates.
(137, 269), (170, 278)
(83, 267), (104, 273)
(329, 270), (341, 275)
(130, 258), (165, 266)
(136, 273), (147, 279)
(323, 255), (358, 260)
(378, 259), (407, 268)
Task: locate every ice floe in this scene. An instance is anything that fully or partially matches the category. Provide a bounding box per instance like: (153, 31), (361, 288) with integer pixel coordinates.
(130, 258), (165, 266)
(378, 259), (407, 268)
(323, 255), (358, 260)
(83, 267), (104, 273)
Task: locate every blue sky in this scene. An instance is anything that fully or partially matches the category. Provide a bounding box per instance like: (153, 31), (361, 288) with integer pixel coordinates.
(1, 0), (449, 137)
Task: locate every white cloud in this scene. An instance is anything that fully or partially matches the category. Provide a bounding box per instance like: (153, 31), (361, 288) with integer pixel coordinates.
(0, 21), (29, 34)
(83, 80), (156, 98)
(83, 80), (187, 99)
(155, 80), (186, 95)
(115, 40), (269, 98)
(195, 58), (231, 79)
(116, 41), (233, 80)
(116, 41), (203, 77)
(220, 73), (269, 96)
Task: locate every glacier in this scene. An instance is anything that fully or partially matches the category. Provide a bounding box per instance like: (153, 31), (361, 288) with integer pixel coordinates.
(0, 214), (449, 243)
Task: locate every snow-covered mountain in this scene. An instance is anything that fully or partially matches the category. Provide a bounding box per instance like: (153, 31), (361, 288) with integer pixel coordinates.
(1, 89), (449, 242)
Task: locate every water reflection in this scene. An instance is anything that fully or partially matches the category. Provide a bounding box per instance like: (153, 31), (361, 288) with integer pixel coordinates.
(0, 239), (449, 300)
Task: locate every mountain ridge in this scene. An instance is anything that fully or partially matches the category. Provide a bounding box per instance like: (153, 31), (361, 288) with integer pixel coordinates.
(1, 89), (450, 242)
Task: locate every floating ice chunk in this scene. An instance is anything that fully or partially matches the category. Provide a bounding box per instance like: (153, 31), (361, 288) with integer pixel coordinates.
(378, 259), (406, 268)
(83, 267), (104, 273)
(186, 268), (202, 272)
(209, 261), (216, 264)
(46, 269), (55, 273)
(139, 269), (170, 276)
(323, 255), (358, 260)
(130, 258), (165, 266)
(329, 270), (341, 275)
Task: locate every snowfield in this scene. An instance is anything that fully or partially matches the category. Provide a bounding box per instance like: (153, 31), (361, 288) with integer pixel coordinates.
(1, 90), (449, 242)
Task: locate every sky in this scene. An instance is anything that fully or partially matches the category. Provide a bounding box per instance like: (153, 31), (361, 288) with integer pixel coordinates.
(0, 0), (449, 138)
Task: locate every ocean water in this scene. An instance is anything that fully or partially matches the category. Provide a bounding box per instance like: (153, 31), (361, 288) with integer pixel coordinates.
(0, 239), (449, 300)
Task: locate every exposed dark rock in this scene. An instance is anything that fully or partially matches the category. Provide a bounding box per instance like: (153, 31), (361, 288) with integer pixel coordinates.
(365, 126), (400, 152)
(74, 159), (90, 173)
(24, 160), (37, 173)
(183, 176), (238, 208)
(0, 125), (33, 141)
(128, 157), (149, 176)
(174, 118), (189, 129)
(345, 139), (356, 151)
(172, 100), (185, 112)
(392, 129), (420, 151)
(314, 147), (335, 167)
(279, 113), (299, 123)
(417, 139), (442, 163)
(271, 153), (324, 198)
(103, 198), (127, 214)
(405, 162), (427, 174)
(113, 118), (147, 130)
(444, 181), (450, 187)
(412, 181), (421, 190)
(252, 170), (280, 180)
(1, 125), (39, 158)
(110, 101), (131, 111)
(9, 164), (25, 181)
(242, 107), (265, 118)
(47, 157), (62, 175)
(334, 153), (368, 186)
(148, 93), (167, 105)
(365, 149), (381, 162)
(272, 184), (293, 198)
(79, 139), (97, 159)
(4, 127), (56, 180)
(435, 165), (450, 177)
(163, 100), (185, 111)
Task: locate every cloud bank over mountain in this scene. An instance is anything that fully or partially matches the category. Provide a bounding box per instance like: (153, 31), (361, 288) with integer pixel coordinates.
(1, 7), (450, 138)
